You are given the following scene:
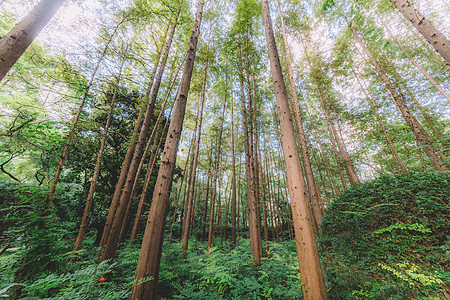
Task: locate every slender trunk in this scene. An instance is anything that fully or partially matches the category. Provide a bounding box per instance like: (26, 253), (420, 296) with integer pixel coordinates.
(201, 149), (213, 241)
(99, 37), (164, 249)
(376, 13), (450, 102)
(278, 2), (324, 228)
(130, 0), (204, 297)
(72, 69), (122, 253)
(237, 37), (261, 265)
(346, 18), (446, 171)
(304, 103), (340, 195)
(258, 147), (269, 255)
(236, 156), (242, 242)
(331, 106), (360, 184)
(317, 85), (348, 189)
(46, 21), (119, 210)
(101, 6), (181, 261)
(351, 67), (407, 175)
(390, 0), (450, 64)
(169, 129), (196, 234)
(207, 91), (227, 251)
(129, 67), (181, 242)
(262, 0), (328, 297)
(181, 51), (208, 258)
(0, 0), (65, 81)
(230, 91), (237, 248)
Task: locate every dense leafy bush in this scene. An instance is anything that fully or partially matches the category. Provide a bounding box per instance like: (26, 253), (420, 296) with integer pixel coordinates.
(319, 172), (450, 299)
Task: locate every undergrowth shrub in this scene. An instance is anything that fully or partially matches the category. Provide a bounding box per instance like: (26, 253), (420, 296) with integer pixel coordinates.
(319, 172), (449, 299)
(158, 238), (302, 299)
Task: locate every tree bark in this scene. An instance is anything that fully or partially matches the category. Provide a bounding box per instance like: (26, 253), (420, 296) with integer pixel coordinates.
(262, 0), (328, 297)
(390, 0), (450, 64)
(278, 2), (324, 228)
(129, 64), (181, 242)
(230, 81), (237, 249)
(99, 34), (164, 248)
(351, 66), (407, 175)
(101, 10), (180, 261)
(237, 36), (262, 265)
(181, 48), (208, 258)
(130, 0), (204, 297)
(0, 0), (65, 82)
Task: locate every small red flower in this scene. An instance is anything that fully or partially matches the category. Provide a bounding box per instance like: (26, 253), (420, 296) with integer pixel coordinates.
(98, 277), (107, 282)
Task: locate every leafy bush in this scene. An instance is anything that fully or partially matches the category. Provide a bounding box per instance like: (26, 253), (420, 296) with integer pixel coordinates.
(319, 172), (450, 299)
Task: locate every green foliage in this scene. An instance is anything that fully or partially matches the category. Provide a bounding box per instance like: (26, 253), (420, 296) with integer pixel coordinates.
(158, 239), (302, 299)
(319, 172), (449, 299)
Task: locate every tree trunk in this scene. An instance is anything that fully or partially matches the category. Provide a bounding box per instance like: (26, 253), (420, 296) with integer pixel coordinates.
(230, 86), (237, 249)
(0, 0), (65, 82)
(346, 19), (446, 171)
(330, 106), (360, 184)
(351, 66), (407, 175)
(99, 35), (164, 248)
(72, 71), (122, 254)
(46, 20), (120, 211)
(258, 146), (269, 255)
(237, 37), (262, 266)
(101, 8), (180, 261)
(129, 68), (180, 242)
(201, 149), (213, 241)
(130, 0), (204, 297)
(169, 129), (196, 234)
(207, 89), (227, 251)
(181, 48), (208, 259)
(278, 2), (324, 228)
(390, 0), (450, 64)
(376, 13), (450, 103)
(262, 0), (328, 297)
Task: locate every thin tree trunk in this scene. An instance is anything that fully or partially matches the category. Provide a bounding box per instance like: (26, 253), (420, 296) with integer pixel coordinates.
(72, 69), (122, 254)
(0, 0), (65, 81)
(278, 2), (324, 228)
(345, 17), (446, 171)
(376, 13), (450, 102)
(130, 66), (181, 242)
(99, 35), (164, 248)
(46, 21), (120, 210)
(230, 83), (237, 249)
(181, 49), (208, 258)
(201, 148), (213, 241)
(351, 67), (407, 175)
(169, 129), (196, 234)
(237, 37), (261, 265)
(258, 146), (269, 255)
(304, 103), (340, 195)
(101, 6), (181, 261)
(131, 0), (204, 297)
(390, 0), (450, 64)
(331, 106), (360, 184)
(262, 0), (328, 297)
(207, 89), (227, 251)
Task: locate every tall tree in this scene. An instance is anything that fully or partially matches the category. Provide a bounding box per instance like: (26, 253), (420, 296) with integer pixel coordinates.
(181, 42), (209, 258)
(131, 0), (205, 297)
(261, 0), (327, 298)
